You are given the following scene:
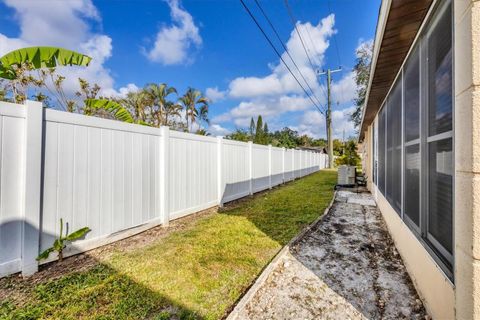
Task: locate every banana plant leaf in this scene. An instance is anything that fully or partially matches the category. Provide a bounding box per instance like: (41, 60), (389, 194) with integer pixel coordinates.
(0, 64), (16, 80)
(0, 47), (92, 70)
(85, 99), (134, 123)
(53, 239), (64, 251)
(65, 227), (91, 241)
(36, 247), (54, 261)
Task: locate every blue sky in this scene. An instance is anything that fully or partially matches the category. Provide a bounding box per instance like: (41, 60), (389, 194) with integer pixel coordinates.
(0, 0), (380, 138)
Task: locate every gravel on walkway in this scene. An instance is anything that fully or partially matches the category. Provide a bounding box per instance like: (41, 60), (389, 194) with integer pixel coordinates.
(232, 190), (427, 320)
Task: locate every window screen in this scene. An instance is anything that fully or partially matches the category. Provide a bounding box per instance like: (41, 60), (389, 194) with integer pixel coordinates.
(404, 47), (421, 227)
(372, 0), (453, 275)
(386, 79), (402, 214)
(428, 3), (453, 137)
(404, 144), (420, 226)
(377, 107), (386, 194)
(404, 48), (420, 142)
(428, 138), (453, 254)
(426, 2), (453, 259)
(373, 121), (376, 183)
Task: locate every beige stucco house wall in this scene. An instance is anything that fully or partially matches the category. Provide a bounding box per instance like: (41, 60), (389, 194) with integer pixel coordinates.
(453, 1), (480, 319)
(360, 0), (480, 319)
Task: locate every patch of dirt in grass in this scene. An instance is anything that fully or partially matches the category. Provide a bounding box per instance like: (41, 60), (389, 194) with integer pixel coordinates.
(0, 206), (218, 308)
(236, 190), (427, 320)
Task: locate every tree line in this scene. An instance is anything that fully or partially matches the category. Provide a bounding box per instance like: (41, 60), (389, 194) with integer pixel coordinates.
(0, 47), (210, 135)
(225, 115), (325, 149)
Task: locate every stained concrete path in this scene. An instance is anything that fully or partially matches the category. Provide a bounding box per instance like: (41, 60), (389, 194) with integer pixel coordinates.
(229, 190), (427, 320)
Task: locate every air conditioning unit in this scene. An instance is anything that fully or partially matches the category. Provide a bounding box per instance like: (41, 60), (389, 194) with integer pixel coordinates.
(337, 165), (356, 186)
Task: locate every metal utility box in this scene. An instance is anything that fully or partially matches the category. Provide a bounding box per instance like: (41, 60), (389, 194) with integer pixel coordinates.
(337, 165), (356, 186)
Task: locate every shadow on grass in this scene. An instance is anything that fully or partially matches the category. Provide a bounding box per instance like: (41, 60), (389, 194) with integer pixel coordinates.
(1, 261), (203, 320)
(0, 221), (203, 320)
(1, 170), (336, 320)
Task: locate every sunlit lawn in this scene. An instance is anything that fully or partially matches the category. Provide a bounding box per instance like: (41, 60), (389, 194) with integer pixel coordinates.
(0, 170), (336, 320)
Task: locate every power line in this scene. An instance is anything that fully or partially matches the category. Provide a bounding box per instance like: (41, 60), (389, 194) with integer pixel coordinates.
(327, 0), (342, 68)
(301, 23), (329, 101)
(239, 0), (325, 115)
(327, 0), (346, 104)
(283, 0), (317, 77)
(284, 0), (329, 111)
(253, 0), (324, 111)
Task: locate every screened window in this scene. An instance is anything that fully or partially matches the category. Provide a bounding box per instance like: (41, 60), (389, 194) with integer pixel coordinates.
(404, 47), (421, 227)
(373, 0), (453, 276)
(405, 144), (420, 226)
(385, 79), (402, 213)
(372, 121), (376, 183)
(428, 139), (453, 255)
(426, 2), (453, 262)
(427, 3), (453, 136)
(377, 107), (386, 194)
(404, 48), (420, 142)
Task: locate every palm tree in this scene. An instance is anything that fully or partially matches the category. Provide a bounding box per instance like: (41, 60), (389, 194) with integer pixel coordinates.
(164, 100), (183, 126)
(145, 83), (177, 127)
(195, 128), (210, 136)
(120, 91), (150, 124)
(178, 88), (209, 132)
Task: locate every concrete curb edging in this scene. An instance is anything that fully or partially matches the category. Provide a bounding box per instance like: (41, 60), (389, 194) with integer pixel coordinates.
(226, 191), (337, 320)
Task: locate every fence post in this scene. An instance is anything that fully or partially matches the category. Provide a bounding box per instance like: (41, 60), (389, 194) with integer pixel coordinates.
(248, 141), (253, 195)
(291, 150), (294, 180)
(160, 126), (170, 226)
(268, 144), (272, 189)
(282, 147), (285, 183)
(21, 100), (43, 276)
(217, 136), (223, 207)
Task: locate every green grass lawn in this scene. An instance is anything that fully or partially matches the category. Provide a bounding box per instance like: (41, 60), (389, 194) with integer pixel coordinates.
(0, 170), (336, 320)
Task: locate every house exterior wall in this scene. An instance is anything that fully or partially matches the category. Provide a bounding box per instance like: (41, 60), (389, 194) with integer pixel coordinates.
(361, 1), (480, 318)
(453, 1), (480, 319)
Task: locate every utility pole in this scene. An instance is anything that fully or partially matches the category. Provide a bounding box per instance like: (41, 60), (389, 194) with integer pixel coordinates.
(318, 67), (342, 168)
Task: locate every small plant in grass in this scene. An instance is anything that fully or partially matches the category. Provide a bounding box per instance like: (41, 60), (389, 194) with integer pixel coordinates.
(37, 218), (91, 262)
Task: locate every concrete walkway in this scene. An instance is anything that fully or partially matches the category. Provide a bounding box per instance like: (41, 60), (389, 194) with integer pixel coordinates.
(229, 190), (427, 320)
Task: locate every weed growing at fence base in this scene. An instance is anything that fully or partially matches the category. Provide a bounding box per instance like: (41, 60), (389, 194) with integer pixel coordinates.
(0, 170), (336, 320)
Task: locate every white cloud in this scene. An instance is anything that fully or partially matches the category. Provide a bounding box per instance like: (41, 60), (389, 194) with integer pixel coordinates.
(211, 14), (361, 138)
(0, 0), (117, 97)
(331, 71), (356, 104)
(331, 105), (356, 138)
(145, 0), (202, 65)
(229, 74), (283, 98)
(213, 94), (313, 127)
(227, 14), (336, 101)
(293, 105), (356, 139)
(2, 0), (99, 48)
(212, 14), (339, 130)
(205, 87), (226, 102)
(103, 83), (140, 99)
(208, 124), (230, 137)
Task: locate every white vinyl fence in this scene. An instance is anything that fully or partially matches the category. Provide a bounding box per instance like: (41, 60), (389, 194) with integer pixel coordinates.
(0, 101), (328, 277)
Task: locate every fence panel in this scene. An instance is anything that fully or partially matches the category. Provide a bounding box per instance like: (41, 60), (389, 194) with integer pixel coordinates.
(41, 109), (162, 256)
(0, 102), (26, 276)
(221, 140), (250, 203)
(271, 147), (284, 186)
(0, 101), (327, 277)
(168, 131), (218, 220)
(252, 144), (270, 192)
(294, 150), (302, 178)
(284, 149), (294, 181)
